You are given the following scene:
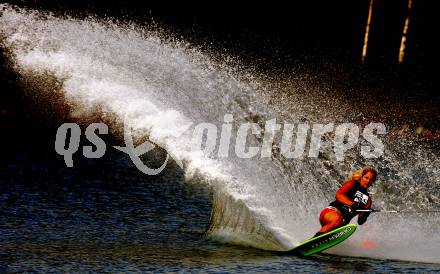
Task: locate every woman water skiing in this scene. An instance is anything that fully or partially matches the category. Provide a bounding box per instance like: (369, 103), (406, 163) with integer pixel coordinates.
(314, 166), (377, 237)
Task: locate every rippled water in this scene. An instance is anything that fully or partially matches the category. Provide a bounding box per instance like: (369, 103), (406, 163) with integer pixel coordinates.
(1, 150), (439, 273)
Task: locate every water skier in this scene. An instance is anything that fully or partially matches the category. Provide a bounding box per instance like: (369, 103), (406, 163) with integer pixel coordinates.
(314, 166), (377, 237)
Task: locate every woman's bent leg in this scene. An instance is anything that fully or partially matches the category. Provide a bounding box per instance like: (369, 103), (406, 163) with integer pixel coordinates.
(319, 209), (343, 234)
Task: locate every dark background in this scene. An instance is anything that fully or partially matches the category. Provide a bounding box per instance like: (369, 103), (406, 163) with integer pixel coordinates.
(0, 0), (438, 159)
(1, 0), (436, 68)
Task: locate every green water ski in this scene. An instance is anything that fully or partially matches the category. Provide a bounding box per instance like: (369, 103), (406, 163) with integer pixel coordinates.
(290, 224), (357, 256)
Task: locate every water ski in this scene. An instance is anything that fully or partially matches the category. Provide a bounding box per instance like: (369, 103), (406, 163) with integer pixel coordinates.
(290, 224), (357, 256)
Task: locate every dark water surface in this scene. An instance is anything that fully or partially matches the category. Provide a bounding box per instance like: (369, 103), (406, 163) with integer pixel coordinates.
(1, 150), (439, 273)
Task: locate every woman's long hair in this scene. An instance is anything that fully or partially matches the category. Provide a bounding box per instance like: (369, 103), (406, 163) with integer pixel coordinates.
(351, 166), (377, 182)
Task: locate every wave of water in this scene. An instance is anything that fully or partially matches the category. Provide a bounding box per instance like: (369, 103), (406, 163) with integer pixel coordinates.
(1, 4), (439, 263)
